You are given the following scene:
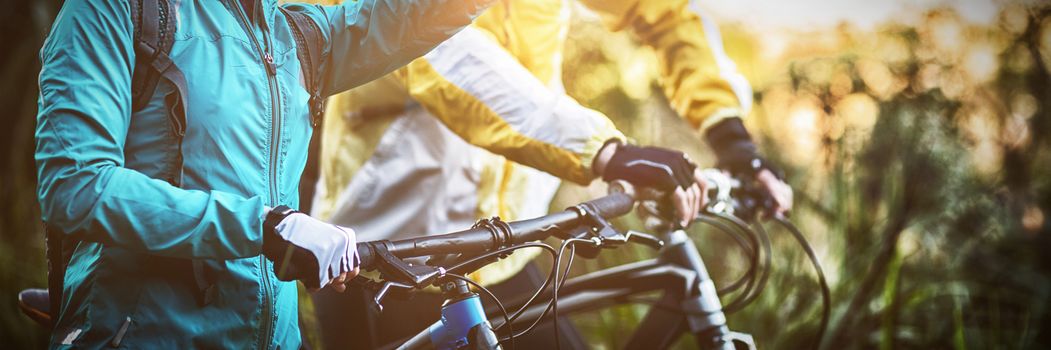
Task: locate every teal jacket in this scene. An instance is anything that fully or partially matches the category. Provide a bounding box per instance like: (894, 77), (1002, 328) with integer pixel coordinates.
(35, 0), (490, 348)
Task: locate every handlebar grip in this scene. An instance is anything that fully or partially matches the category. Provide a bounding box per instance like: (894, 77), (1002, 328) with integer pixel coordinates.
(581, 192), (635, 219)
(356, 242), (375, 271)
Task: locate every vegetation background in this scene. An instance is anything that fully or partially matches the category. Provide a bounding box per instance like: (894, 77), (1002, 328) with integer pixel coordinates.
(2, 1), (1050, 349)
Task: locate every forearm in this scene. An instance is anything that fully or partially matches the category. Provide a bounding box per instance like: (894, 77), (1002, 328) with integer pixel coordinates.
(36, 160), (267, 259)
(396, 27), (625, 184)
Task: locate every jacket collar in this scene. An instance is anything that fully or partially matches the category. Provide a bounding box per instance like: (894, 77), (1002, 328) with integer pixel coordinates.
(225, 0), (279, 31)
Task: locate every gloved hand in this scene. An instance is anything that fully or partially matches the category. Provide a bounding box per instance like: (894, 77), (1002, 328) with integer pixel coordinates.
(594, 140), (709, 227)
(705, 117), (792, 217)
(263, 206), (359, 291)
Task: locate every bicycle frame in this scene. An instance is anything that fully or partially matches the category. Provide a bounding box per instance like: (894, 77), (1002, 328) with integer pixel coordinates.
(358, 179), (760, 350)
(399, 280), (501, 350)
(390, 228), (754, 350)
(499, 229), (754, 350)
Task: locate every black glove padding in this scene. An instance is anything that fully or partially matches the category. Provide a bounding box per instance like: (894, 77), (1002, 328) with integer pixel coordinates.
(600, 141), (697, 192)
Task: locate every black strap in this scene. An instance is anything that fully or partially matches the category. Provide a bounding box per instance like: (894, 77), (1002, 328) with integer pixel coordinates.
(281, 7), (327, 214)
(130, 0), (189, 187)
(131, 0), (178, 113)
(44, 224), (66, 330)
(280, 7), (326, 125)
(136, 0), (215, 306)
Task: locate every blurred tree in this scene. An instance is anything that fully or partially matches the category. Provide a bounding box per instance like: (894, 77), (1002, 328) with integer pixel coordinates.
(559, 4), (1051, 350)
(0, 0), (62, 348)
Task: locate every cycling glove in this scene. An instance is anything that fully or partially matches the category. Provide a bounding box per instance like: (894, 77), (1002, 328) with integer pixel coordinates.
(704, 117), (782, 179)
(263, 206), (359, 289)
(600, 140), (697, 192)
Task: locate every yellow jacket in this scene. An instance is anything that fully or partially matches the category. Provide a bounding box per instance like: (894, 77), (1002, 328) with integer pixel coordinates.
(312, 0), (751, 284)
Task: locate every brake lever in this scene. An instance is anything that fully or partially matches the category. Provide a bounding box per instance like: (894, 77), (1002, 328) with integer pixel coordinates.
(356, 242), (449, 313)
(726, 331), (757, 350)
(372, 280), (414, 313)
(344, 276), (400, 314)
(700, 169), (738, 216)
(567, 200), (631, 258)
(370, 241), (444, 287)
(625, 230), (664, 250)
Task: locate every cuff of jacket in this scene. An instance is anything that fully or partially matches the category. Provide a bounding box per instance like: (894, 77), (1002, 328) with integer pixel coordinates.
(704, 117), (780, 178)
(697, 107), (746, 134)
(577, 128), (627, 184)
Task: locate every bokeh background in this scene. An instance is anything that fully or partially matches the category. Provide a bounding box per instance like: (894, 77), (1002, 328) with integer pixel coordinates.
(3, 0), (1050, 349)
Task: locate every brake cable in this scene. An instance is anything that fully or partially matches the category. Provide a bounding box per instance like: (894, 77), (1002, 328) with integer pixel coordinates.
(551, 238), (589, 350)
(438, 242), (560, 347)
(695, 214), (760, 295)
(774, 216), (830, 350)
(719, 213), (772, 314)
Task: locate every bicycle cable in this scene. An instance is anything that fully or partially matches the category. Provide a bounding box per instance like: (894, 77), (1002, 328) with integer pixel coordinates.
(551, 238), (587, 350)
(719, 213), (772, 314)
(695, 214), (759, 295)
(499, 238), (589, 347)
(452, 243), (559, 330)
(440, 242), (559, 348)
(774, 216), (830, 350)
(704, 213), (761, 313)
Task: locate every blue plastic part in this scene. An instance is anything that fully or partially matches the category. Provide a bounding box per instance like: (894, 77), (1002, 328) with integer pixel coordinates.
(428, 294), (488, 350)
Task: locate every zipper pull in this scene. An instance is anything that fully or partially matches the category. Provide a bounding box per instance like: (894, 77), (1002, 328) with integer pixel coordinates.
(264, 52), (277, 76)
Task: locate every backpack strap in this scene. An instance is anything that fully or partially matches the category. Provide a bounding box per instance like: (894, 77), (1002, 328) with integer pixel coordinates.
(47, 0), (196, 319)
(280, 7), (326, 126)
(281, 7), (327, 214)
(133, 0), (216, 307)
(131, 0), (189, 186)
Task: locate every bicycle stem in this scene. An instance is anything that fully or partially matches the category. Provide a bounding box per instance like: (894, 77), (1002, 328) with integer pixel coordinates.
(399, 279), (501, 350)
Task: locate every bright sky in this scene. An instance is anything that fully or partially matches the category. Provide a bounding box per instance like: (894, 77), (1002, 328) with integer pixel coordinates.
(701, 0), (1003, 29)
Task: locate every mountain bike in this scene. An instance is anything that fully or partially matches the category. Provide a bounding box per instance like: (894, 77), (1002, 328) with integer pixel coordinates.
(344, 173), (830, 350)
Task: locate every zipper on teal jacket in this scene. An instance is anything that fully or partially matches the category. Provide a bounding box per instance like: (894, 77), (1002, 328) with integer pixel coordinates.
(230, 1), (281, 348)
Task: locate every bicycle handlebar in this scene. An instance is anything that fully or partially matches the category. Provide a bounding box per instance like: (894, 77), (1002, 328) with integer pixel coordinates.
(353, 170), (761, 272)
(295, 172), (755, 282)
(356, 191), (635, 271)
